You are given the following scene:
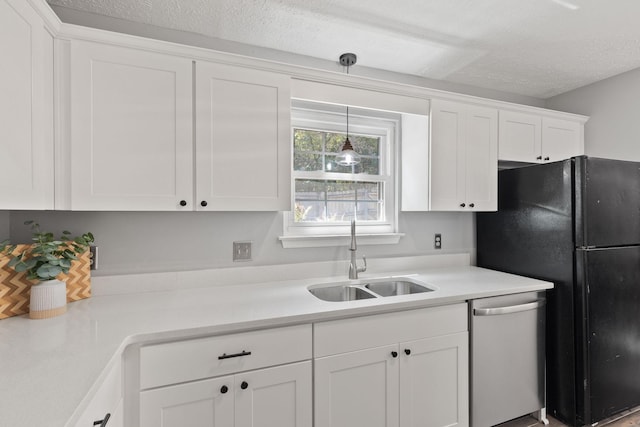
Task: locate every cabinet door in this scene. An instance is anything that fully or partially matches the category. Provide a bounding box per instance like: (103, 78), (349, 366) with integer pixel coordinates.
(235, 361), (312, 427)
(542, 117), (583, 162)
(195, 61), (291, 211)
(0, 0), (53, 209)
(498, 111), (542, 163)
(139, 375), (234, 427)
(400, 332), (469, 427)
(430, 99), (466, 211)
(465, 105), (497, 211)
(315, 345), (400, 427)
(70, 41), (193, 210)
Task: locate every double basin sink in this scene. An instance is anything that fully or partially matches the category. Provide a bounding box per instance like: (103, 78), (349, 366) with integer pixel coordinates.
(308, 277), (434, 302)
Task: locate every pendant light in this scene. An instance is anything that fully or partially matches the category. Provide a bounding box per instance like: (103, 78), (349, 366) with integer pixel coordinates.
(335, 53), (361, 167)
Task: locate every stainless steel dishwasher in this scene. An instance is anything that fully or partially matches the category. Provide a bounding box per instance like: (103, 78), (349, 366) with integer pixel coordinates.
(471, 291), (547, 427)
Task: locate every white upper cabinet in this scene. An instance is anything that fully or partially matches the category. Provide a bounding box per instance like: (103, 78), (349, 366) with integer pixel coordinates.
(66, 42), (291, 211)
(498, 111), (542, 162)
(70, 41), (193, 211)
(430, 99), (497, 211)
(195, 62), (291, 211)
(499, 110), (583, 163)
(541, 117), (583, 162)
(0, 0), (54, 209)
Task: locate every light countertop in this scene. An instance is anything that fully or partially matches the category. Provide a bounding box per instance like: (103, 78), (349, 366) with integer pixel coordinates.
(0, 255), (553, 427)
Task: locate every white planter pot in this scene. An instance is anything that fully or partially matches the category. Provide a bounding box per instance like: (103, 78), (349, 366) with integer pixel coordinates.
(29, 279), (67, 319)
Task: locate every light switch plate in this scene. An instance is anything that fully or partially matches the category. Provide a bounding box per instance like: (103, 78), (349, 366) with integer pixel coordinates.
(233, 241), (252, 262)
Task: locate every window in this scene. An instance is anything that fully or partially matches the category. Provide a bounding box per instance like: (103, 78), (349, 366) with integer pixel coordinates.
(282, 102), (399, 244)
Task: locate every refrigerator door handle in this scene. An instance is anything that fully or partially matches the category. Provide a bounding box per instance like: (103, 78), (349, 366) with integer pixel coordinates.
(473, 299), (546, 316)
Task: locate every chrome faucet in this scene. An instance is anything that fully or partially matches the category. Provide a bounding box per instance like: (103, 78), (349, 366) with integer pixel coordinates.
(348, 219), (367, 279)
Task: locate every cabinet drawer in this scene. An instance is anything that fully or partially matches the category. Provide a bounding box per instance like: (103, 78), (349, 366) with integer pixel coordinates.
(140, 324), (311, 389)
(314, 304), (468, 357)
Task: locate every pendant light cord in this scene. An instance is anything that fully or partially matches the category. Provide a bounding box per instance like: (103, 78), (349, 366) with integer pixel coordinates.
(346, 106), (349, 139)
(346, 62), (350, 139)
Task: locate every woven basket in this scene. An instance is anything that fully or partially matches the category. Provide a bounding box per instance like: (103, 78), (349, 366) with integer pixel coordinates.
(0, 245), (91, 319)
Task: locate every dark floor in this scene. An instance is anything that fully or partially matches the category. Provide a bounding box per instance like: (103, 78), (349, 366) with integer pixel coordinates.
(497, 407), (640, 427)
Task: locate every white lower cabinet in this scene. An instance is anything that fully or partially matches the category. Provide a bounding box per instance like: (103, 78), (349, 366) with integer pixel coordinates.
(136, 324), (312, 427)
(132, 309), (467, 427)
(315, 345), (400, 427)
(399, 333), (469, 427)
(314, 304), (469, 427)
(140, 361), (311, 427)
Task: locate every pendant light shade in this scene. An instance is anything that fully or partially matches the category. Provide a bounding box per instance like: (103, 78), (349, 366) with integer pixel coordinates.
(336, 136), (361, 166)
(336, 53), (361, 167)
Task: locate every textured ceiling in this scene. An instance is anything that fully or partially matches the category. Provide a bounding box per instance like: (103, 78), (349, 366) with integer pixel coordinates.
(47, 0), (640, 98)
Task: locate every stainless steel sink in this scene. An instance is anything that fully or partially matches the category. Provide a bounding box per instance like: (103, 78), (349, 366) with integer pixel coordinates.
(308, 285), (376, 302)
(365, 280), (433, 296)
(308, 278), (434, 302)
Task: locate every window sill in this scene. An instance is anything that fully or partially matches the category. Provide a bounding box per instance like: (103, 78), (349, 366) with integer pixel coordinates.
(278, 233), (404, 249)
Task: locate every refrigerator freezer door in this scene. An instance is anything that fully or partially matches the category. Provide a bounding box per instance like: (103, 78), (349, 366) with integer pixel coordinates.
(576, 156), (640, 248)
(575, 246), (640, 425)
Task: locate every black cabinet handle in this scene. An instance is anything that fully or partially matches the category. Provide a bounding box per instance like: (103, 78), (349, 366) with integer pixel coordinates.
(460, 203), (466, 208)
(218, 350), (252, 360)
(201, 200), (208, 207)
(391, 351), (398, 358)
(179, 200), (187, 207)
(536, 156), (542, 160)
(544, 157), (550, 161)
(220, 385), (228, 394)
(93, 413), (111, 427)
(469, 203), (475, 208)
(404, 349), (411, 356)
(241, 381), (249, 390)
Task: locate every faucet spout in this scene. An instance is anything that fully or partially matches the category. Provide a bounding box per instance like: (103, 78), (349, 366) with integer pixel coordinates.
(348, 220), (367, 279)
(350, 219), (357, 251)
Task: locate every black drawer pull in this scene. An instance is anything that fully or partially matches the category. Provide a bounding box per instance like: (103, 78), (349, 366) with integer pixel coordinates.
(218, 350), (252, 360)
(404, 349), (411, 356)
(220, 385), (229, 394)
(241, 381), (249, 390)
(93, 413), (111, 427)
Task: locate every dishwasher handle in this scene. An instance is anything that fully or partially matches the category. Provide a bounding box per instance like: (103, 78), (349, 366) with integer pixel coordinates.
(473, 299), (545, 316)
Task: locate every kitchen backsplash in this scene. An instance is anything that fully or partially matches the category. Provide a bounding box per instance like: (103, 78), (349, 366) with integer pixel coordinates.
(7, 211), (474, 276)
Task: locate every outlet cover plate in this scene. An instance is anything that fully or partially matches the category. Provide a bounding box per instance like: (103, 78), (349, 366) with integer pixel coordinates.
(89, 246), (98, 270)
(233, 241), (252, 262)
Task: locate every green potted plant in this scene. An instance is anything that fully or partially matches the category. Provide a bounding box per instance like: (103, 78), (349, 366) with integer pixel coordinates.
(0, 221), (94, 319)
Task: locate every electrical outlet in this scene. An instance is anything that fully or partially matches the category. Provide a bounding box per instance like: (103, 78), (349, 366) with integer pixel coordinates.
(89, 246), (98, 270)
(233, 241), (252, 262)
(434, 234), (442, 250)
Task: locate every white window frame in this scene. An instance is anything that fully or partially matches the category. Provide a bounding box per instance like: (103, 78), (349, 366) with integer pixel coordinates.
(280, 102), (402, 248)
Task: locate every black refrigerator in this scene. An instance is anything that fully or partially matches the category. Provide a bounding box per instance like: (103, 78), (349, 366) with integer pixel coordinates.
(476, 156), (640, 426)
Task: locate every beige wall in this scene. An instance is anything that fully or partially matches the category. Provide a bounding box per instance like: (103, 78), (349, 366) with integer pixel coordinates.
(9, 211), (475, 276)
(0, 212), (9, 242)
(546, 67), (640, 161)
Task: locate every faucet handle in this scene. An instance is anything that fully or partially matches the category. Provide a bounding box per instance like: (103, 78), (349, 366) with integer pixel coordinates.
(358, 255), (367, 273)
